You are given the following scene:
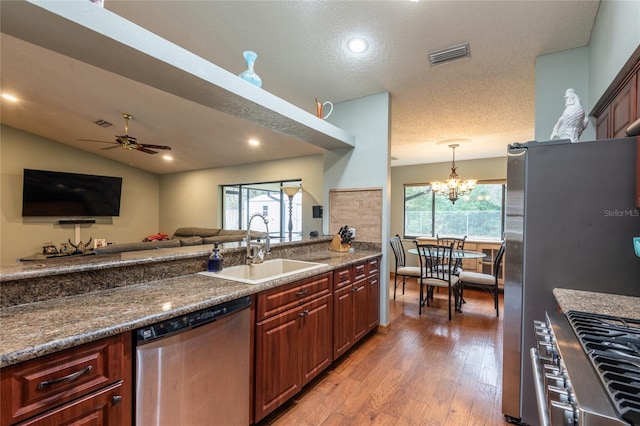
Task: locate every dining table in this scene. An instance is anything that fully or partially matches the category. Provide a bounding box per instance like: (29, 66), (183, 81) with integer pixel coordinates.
(407, 247), (486, 259)
(408, 245), (486, 314)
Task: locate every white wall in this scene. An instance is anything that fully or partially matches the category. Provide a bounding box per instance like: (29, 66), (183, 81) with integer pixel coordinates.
(159, 155), (325, 237)
(535, 47), (593, 142)
(0, 125), (160, 264)
(324, 91), (392, 325)
(588, 0), (640, 106)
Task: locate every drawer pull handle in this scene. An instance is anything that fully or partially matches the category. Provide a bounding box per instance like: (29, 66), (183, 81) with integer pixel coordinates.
(295, 289), (309, 297)
(37, 365), (92, 389)
(112, 395), (123, 406)
(299, 309), (310, 317)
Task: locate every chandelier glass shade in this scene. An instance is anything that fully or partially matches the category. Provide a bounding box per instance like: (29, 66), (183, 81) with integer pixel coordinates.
(430, 144), (477, 204)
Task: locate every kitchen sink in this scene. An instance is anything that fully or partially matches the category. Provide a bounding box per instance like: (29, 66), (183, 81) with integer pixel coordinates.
(199, 259), (327, 284)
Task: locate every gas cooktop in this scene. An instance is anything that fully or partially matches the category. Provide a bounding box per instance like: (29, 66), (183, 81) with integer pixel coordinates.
(567, 310), (640, 425)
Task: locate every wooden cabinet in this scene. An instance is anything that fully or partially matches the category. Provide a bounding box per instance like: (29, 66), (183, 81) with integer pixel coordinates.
(605, 74), (637, 138)
(366, 257), (380, 332)
(1, 333), (132, 426)
(593, 46), (640, 139)
(254, 273), (332, 422)
(333, 258), (381, 360)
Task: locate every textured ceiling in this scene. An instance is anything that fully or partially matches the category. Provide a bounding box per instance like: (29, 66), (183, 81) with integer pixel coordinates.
(0, 0), (600, 174)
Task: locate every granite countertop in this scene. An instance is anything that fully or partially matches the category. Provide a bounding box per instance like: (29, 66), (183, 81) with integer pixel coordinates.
(0, 249), (380, 368)
(553, 288), (640, 320)
(0, 236), (325, 282)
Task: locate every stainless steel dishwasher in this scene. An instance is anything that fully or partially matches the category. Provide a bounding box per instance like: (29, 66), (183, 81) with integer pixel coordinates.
(135, 296), (251, 425)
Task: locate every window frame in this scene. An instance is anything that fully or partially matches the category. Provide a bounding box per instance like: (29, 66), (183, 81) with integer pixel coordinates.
(403, 180), (506, 241)
(221, 179), (302, 238)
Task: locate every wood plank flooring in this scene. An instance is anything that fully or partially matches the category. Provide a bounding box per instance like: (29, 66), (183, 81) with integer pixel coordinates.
(258, 278), (510, 426)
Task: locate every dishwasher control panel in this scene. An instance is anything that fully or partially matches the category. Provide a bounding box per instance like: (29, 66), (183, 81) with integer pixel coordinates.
(136, 296), (251, 343)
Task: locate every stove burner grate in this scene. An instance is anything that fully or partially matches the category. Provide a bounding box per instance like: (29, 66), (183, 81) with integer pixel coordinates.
(568, 311), (640, 425)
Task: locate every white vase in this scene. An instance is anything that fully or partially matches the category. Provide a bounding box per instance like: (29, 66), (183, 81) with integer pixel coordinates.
(238, 51), (262, 88)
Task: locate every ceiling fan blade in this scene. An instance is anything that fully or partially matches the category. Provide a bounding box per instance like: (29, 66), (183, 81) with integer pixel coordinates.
(77, 138), (116, 144)
(136, 146), (158, 154)
(140, 143), (172, 150)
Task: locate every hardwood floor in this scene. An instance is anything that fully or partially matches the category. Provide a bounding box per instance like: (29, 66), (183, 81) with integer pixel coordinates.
(258, 278), (510, 426)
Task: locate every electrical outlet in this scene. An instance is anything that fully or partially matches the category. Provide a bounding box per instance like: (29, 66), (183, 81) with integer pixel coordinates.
(349, 228), (356, 238)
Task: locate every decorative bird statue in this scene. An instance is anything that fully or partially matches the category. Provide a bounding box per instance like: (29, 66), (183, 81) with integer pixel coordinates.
(550, 88), (589, 142)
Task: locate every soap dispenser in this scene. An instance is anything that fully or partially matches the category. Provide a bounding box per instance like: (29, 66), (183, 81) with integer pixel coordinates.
(208, 243), (224, 272)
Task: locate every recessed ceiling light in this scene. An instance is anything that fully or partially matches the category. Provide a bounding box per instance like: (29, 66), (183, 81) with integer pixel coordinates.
(249, 138), (260, 146)
(347, 37), (369, 54)
(162, 155), (173, 161)
(1, 93), (19, 102)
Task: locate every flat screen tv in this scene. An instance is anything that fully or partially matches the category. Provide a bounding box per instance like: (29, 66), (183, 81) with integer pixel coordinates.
(22, 169), (123, 217)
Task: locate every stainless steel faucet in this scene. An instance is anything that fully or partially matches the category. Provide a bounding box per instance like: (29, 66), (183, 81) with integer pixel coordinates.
(246, 213), (270, 265)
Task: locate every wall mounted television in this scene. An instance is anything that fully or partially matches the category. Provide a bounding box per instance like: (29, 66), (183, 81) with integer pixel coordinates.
(22, 169), (123, 217)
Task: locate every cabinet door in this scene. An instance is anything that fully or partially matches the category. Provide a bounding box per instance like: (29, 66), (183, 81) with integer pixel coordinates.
(353, 278), (368, 343)
(612, 75), (637, 138)
(255, 308), (303, 421)
(301, 295), (333, 386)
(17, 381), (124, 426)
(367, 274), (380, 332)
(332, 284), (354, 360)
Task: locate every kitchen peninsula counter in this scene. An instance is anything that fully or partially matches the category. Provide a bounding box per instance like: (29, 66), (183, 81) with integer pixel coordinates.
(1, 240), (382, 367)
(553, 288), (640, 321)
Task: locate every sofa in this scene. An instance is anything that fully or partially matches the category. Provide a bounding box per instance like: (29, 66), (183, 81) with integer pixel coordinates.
(93, 227), (264, 255)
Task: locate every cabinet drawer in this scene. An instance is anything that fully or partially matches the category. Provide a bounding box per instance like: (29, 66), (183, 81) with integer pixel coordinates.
(354, 262), (367, 280)
(366, 257), (379, 276)
(1, 334), (127, 425)
(257, 273), (331, 321)
(16, 381), (124, 426)
(333, 266), (352, 290)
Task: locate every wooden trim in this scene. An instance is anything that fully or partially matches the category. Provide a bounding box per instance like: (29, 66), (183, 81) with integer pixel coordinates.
(328, 187), (383, 193)
(591, 45), (640, 117)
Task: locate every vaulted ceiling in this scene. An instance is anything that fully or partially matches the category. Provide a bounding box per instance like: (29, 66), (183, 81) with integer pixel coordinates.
(0, 0), (600, 174)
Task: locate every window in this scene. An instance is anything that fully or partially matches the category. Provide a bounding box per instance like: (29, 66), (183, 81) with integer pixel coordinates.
(404, 182), (505, 240)
(222, 180), (302, 238)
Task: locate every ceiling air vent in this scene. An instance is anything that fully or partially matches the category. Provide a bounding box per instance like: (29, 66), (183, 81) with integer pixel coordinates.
(94, 119), (112, 127)
(428, 43), (470, 65)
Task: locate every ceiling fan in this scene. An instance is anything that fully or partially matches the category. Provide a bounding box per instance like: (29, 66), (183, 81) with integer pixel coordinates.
(78, 113), (172, 154)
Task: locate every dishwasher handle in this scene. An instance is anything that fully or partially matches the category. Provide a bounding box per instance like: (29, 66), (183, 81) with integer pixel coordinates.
(136, 296), (250, 344)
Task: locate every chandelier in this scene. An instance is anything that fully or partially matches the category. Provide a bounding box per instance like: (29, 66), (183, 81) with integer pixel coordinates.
(430, 143), (477, 204)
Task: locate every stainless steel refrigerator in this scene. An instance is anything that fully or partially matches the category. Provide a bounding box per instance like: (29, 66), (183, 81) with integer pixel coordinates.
(502, 136), (640, 424)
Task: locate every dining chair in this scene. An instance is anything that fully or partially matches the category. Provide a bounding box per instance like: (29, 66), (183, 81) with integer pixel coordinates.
(458, 241), (506, 317)
(413, 241), (460, 320)
(436, 235), (467, 275)
(389, 235), (422, 299)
